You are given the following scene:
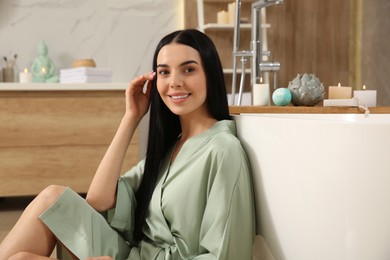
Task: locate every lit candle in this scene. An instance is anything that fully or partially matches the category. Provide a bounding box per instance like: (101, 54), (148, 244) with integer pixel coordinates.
(41, 66), (47, 75)
(253, 77), (270, 106)
(217, 10), (228, 24)
(228, 2), (236, 24)
(19, 68), (33, 83)
(353, 85), (377, 107)
(328, 82), (352, 99)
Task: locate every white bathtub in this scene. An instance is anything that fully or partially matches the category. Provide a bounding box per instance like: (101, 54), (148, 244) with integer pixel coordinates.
(234, 113), (390, 260)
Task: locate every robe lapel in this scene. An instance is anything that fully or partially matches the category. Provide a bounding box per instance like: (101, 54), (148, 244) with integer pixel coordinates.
(147, 158), (175, 247)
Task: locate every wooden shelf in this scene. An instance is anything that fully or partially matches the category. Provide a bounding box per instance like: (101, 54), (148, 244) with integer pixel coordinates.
(223, 68), (251, 74)
(204, 0), (252, 3)
(229, 106), (390, 114)
(203, 23), (251, 30)
(202, 23), (270, 30)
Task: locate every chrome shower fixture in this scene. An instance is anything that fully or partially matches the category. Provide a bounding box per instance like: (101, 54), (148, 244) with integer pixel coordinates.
(231, 0), (284, 105)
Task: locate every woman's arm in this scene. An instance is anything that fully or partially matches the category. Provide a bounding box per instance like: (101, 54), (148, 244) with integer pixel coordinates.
(86, 72), (155, 211)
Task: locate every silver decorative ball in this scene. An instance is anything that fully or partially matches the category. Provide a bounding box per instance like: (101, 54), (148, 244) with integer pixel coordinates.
(288, 73), (325, 106)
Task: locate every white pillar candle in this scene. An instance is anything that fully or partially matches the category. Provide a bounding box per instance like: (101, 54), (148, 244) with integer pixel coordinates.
(19, 68), (32, 83)
(253, 81), (270, 106)
(228, 2), (236, 24)
(217, 10), (228, 24)
(328, 82), (352, 99)
(353, 85), (377, 107)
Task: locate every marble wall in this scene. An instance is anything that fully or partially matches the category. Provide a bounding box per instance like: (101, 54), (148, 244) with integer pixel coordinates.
(0, 0), (183, 82)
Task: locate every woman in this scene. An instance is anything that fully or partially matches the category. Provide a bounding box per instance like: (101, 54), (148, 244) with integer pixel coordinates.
(0, 29), (255, 260)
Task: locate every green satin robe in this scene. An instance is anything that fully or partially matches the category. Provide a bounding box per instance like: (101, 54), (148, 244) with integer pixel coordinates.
(112, 120), (255, 259)
(41, 120), (255, 259)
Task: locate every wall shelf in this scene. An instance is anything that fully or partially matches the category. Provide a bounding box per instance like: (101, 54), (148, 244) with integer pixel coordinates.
(203, 23), (271, 30)
(204, 0), (252, 3)
(223, 68), (251, 74)
(203, 23), (251, 30)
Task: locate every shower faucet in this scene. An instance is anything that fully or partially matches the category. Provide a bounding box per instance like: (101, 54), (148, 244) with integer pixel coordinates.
(251, 0), (283, 86)
(231, 0), (284, 105)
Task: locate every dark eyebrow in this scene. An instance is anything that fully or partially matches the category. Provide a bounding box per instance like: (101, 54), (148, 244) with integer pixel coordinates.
(180, 60), (199, 66)
(156, 60), (199, 68)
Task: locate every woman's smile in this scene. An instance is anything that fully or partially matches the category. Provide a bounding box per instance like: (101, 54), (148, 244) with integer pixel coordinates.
(168, 92), (192, 103)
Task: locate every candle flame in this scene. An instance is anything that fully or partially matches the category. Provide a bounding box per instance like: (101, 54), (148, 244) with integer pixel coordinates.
(41, 67), (47, 73)
(363, 85), (366, 90)
(260, 77), (263, 83)
(24, 68), (29, 73)
(338, 82), (341, 87)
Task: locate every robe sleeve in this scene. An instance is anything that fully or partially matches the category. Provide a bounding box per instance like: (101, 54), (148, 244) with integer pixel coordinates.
(108, 158), (145, 244)
(194, 142), (255, 260)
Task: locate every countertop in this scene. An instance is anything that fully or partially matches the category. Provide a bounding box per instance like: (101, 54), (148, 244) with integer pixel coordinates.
(1, 84), (389, 114)
(0, 82), (128, 91)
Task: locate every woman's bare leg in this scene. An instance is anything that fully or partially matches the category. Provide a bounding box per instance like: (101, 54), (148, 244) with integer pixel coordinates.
(0, 185), (66, 259)
(8, 252), (55, 260)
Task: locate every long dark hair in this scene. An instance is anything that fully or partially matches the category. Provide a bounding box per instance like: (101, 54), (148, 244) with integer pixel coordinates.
(133, 29), (230, 242)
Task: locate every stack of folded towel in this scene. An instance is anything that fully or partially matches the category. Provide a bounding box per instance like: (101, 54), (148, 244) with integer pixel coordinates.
(60, 67), (112, 83)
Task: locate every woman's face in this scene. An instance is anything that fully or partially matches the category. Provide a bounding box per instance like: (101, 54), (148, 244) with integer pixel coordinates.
(156, 43), (209, 118)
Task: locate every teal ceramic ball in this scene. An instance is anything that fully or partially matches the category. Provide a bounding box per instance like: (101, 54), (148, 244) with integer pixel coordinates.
(272, 88), (292, 106)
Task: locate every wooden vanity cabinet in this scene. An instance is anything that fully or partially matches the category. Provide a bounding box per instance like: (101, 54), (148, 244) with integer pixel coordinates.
(0, 90), (139, 197)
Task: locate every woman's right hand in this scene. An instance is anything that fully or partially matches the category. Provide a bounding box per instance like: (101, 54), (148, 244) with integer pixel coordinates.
(125, 71), (156, 122)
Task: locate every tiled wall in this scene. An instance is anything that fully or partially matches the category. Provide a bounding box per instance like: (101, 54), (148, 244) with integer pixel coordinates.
(0, 0), (183, 82)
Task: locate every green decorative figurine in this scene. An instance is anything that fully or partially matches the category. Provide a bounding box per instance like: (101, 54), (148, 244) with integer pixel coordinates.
(31, 41), (59, 83)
